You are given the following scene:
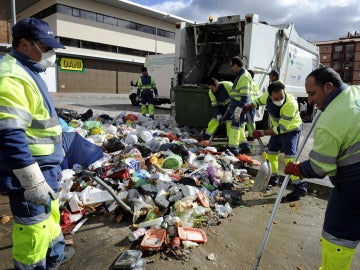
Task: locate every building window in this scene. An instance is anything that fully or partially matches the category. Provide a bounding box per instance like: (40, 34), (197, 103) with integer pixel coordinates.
(332, 52), (340, 60)
(96, 14), (104, 23)
(332, 62), (341, 71)
(33, 4), (175, 40)
(322, 45), (329, 51)
(322, 55), (328, 60)
(59, 37), (155, 57)
(344, 52), (354, 62)
(345, 44), (354, 52)
(333, 45), (342, 52)
(104, 16), (118, 26)
(80, 10), (96, 21)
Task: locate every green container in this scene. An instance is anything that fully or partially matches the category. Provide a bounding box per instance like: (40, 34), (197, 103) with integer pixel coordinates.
(173, 86), (213, 128)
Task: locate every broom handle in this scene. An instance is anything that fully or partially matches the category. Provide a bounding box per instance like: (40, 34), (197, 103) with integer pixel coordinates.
(253, 110), (321, 270)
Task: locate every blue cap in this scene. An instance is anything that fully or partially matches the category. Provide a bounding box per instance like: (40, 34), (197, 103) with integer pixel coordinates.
(12, 18), (65, 49)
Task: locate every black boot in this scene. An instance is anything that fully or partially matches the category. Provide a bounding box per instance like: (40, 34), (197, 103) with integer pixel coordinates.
(239, 143), (252, 154)
(267, 175), (279, 189)
(284, 181), (307, 202)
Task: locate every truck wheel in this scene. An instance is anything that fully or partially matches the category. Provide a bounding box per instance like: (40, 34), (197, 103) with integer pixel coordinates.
(256, 110), (271, 130)
(129, 93), (139, 106)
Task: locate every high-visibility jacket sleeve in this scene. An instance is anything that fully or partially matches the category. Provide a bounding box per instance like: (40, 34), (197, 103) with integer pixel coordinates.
(253, 91), (268, 109)
(151, 77), (158, 96)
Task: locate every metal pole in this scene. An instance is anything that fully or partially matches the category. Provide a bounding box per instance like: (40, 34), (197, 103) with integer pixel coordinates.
(155, 14), (169, 55)
(11, 0), (17, 26)
(253, 110), (321, 270)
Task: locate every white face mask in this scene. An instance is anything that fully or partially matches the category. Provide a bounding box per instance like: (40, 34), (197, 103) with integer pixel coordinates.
(273, 99), (285, 107)
(33, 42), (56, 69)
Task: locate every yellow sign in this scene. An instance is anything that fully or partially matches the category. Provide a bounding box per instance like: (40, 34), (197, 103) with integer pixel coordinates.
(59, 57), (84, 71)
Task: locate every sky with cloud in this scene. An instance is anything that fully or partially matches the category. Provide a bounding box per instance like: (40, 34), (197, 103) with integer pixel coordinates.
(130, 0), (360, 42)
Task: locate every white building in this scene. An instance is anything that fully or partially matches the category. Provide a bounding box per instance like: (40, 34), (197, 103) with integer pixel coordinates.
(0, 0), (192, 93)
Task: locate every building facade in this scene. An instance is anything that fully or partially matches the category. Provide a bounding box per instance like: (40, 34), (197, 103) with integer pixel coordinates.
(315, 32), (360, 85)
(0, 0), (192, 93)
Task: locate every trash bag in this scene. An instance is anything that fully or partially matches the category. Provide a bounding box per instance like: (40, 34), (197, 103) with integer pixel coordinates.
(159, 143), (189, 161)
(61, 132), (103, 170)
(103, 137), (125, 152)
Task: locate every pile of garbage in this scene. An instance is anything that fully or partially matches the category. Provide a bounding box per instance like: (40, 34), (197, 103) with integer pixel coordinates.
(56, 108), (261, 268)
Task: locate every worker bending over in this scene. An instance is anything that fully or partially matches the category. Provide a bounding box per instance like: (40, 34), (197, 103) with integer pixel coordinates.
(201, 78), (233, 143)
(244, 81), (304, 201)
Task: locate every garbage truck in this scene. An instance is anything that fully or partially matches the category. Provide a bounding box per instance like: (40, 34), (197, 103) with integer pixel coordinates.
(172, 14), (320, 128)
(129, 53), (175, 106)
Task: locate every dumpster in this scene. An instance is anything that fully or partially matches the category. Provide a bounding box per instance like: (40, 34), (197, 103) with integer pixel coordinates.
(173, 85), (213, 128)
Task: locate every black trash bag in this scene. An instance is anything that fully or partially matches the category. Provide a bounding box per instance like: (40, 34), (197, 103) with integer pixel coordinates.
(103, 137), (125, 153)
(55, 108), (81, 123)
(222, 189), (243, 205)
(159, 143), (189, 162)
(80, 109), (93, 122)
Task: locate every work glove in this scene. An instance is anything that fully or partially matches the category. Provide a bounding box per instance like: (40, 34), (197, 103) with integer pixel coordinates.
(216, 114), (222, 121)
(284, 162), (302, 177)
(253, 130), (265, 139)
(243, 103), (253, 112)
(136, 95), (141, 104)
(233, 107), (242, 122)
(13, 163), (56, 205)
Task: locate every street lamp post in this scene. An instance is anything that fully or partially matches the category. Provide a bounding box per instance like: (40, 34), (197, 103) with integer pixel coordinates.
(155, 14), (169, 55)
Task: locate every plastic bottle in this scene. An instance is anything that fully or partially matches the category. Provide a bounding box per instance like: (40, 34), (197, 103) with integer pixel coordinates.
(155, 189), (170, 208)
(128, 227), (147, 241)
(138, 217), (164, 228)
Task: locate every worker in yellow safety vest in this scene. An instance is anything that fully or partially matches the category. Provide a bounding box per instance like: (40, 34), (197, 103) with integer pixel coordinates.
(285, 67), (360, 270)
(136, 67), (158, 120)
(0, 18), (74, 269)
(228, 56), (252, 155)
(201, 78), (233, 145)
(244, 81), (303, 200)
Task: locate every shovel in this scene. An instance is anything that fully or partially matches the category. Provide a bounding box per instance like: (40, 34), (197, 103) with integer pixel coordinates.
(246, 111), (272, 192)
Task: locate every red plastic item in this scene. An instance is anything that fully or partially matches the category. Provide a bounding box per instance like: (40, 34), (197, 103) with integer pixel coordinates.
(123, 114), (138, 122)
(177, 227), (207, 243)
(197, 190), (210, 208)
(140, 228), (166, 251)
(171, 236), (181, 250)
(236, 154), (253, 163)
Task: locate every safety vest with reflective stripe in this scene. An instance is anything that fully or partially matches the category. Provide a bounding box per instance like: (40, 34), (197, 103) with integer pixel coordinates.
(0, 54), (62, 156)
(308, 84), (360, 183)
(253, 92), (302, 135)
(137, 75), (158, 95)
(209, 81), (232, 107)
(231, 69), (252, 103)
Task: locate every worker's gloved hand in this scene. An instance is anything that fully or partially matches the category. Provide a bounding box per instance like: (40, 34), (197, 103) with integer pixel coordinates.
(253, 130), (265, 139)
(136, 95), (141, 104)
(233, 107), (242, 122)
(216, 114), (222, 121)
(199, 140), (211, 147)
(13, 163), (56, 205)
(284, 162), (302, 177)
(243, 103), (253, 112)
